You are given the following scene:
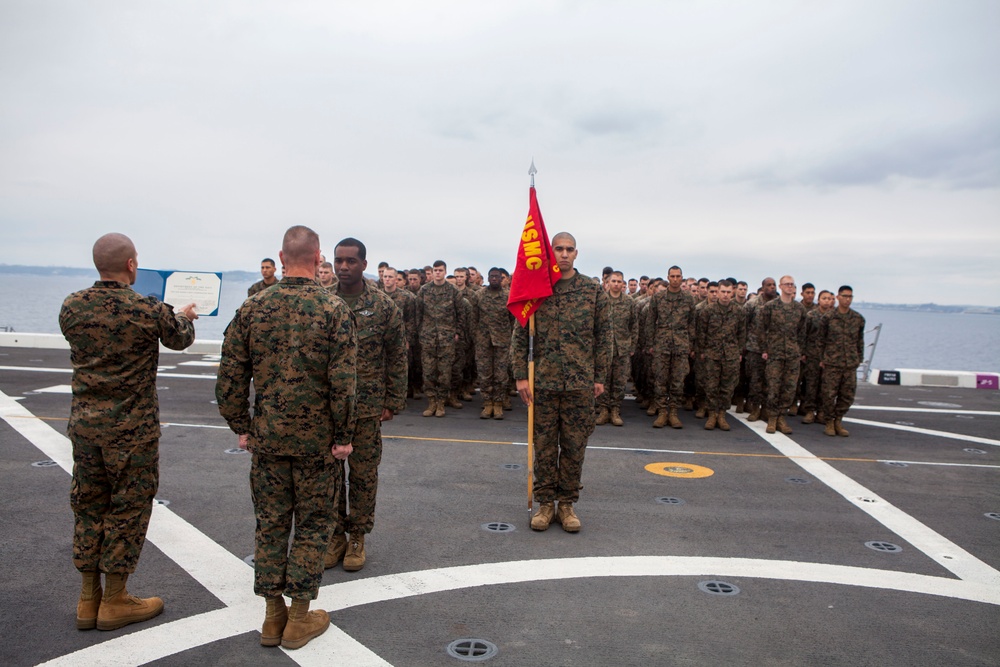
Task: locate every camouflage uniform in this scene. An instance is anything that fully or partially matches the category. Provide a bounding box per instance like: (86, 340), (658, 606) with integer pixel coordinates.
(450, 292), (475, 395)
(819, 308), (866, 419)
(757, 299), (807, 416)
(216, 277), (356, 600)
(60, 281), (195, 575)
(645, 289), (696, 411)
(743, 298), (768, 413)
(247, 279), (277, 297)
(632, 295), (653, 404)
(415, 281), (466, 401)
(511, 272), (611, 503)
(696, 301), (746, 412)
(472, 286), (514, 405)
(597, 293), (637, 411)
(333, 282), (407, 537)
(800, 308), (830, 415)
(386, 288), (419, 396)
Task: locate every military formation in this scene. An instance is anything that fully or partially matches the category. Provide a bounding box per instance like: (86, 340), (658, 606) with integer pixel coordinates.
(61, 229), (865, 651)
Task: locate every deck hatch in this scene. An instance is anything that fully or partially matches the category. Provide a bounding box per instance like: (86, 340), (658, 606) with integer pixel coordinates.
(865, 541), (903, 553)
(481, 522), (515, 533)
(698, 580), (740, 596)
(446, 638), (498, 661)
(655, 496), (686, 505)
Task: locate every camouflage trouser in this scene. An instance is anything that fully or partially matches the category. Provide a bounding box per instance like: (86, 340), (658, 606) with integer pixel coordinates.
(746, 352), (767, 407)
(420, 333), (456, 400)
(335, 417), (382, 535)
(450, 334), (470, 392)
(702, 357), (741, 412)
(476, 341), (510, 403)
(71, 438), (158, 574)
(693, 354), (706, 404)
(799, 358), (823, 412)
(653, 349), (690, 410)
(765, 357), (800, 415)
(251, 451), (338, 600)
(598, 351), (631, 409)
(408, 340), (423, 393)
(733, 354), (749, 404)
(533, 388), (594, 503)
(821, 365), (857, 419)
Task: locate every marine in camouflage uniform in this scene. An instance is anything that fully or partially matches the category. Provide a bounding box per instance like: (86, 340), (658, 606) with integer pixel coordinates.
(596, 272), (637, 426)
(695, 281), (745, 430)
(383, 268), (418, 403)
(799, 291), (835, 423)
(60, 232), (196, 631)
(756, 276), (807, 434)
(692, 282), (720, 418)
(819, 287), (866, 437)
(744, 278), (777, 421)
(415, 262), (467, 416)
(325, 240), (407, 573)
(472, 269), (514, 419)
(448, 289), (475, 406)
(513, 233), (611, 533)
(247, 258), (279, 297)
(217, 226), (356, 649)
(646, 267), (695, 429)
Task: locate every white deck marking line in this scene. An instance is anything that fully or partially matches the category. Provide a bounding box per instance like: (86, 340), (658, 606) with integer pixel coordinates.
(852, 406), (1000, 416)
(0, 390), (255, 608)
(737, 414), (1000, 585)
(0, 365), (215, 380)
(843, 417), (1000, 447)
(36, 556), (1000, 667)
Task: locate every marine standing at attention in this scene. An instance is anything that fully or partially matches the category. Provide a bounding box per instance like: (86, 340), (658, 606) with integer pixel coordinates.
(595, 271), (637, 427)
(819, 286), (866, 437)
(415, 259), (466, 417)
(757, 275), (807, 435)
(472, 267), (515, 420)
(324, 238), (407, 573)
(60, 232), (197, 632)
(247, 257), (279, 296)
(695, 279), (745, 431)
(647, 266), (696, 430)
(216, 225), (357, 650)
(513, 232), (611, 533)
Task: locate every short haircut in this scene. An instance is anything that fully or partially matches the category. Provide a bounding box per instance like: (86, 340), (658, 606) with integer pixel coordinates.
(92, 233), (136, 275)
(602, 266), (614, 276)
(611, 271), (624, 279)
(719, 279), (733, 288)
(433, 259), (447, 269)
(818, 289), (833, 298)
(488, 267), (502, 274)
(640, 275), (649, 281)
(737, 281), (748, 287)
(707, 280), (719, 288)
(667, 266), (682, 275)
(499, 268), (510, 278)
(334, 237), (367, 261)
(319, 261), (333, 270)
(261, 258), (275, 266)
(838, 285), (853, 294)
(698, 277), (709, 284)
(552, 231), (576, 246)
(802, 282), (815, 291)
(383, 266), (396, 275)
(454, 267), (468, 275)
(726, 277), (738, 285)
(281, 226), (320, 264)
(378, 261), (388, 268)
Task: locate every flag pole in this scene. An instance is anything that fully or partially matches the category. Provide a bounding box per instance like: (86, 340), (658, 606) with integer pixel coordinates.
(526, 159), (537, 513)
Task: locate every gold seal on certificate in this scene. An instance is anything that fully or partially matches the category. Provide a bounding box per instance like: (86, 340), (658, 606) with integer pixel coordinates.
(136, 269), (223, 316)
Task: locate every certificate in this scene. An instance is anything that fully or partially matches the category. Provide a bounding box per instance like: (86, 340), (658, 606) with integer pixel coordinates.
(135, 269), (223, 317)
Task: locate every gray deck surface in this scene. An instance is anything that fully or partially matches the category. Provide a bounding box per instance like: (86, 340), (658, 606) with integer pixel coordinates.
(1, 346), (998, 666)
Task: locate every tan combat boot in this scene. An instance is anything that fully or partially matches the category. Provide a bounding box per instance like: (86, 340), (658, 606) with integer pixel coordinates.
(683, 397), (694, 411)
(446, 393), (463, 409)
(695, 404), (707, 419)
(555, 502), (581, 532)
(422, 399), (436, 417)
(342, 534), (366, 572)
(824, 420), (837, 437)
(434, 401), (446, 418)
(766, 416), (777, 434)
(610, 407), (624, 427)
(492, 402), (505, 420)
(835, 418), (850, 437)
(77, 571), (102, 630)
(595, 407), (609, 425)
(260, 596), (288, 647)
(281, 599), (329, 649)
(747, 405), (761, 422)
(646, 403), (658, 416)
(802, 411), (815, 425)
(668, 408), (683, 429)
(652, 410), (669, 428)
(96, 573), (163, 631)
(704, 411), (717, 430)
(324, 533), (347, 569)
(530, 502), (555, 531)
(777, 415), (793, 435)
(735, 397), (746, 413)
(480, 401), (493, 419)
(716, 410), (731, 431)
(503, 395), (512, 411)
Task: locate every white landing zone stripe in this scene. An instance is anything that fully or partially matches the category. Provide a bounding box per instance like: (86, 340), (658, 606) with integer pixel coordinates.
(851, 406), (1000, 416)
(0, 365), (215, 380)
(736, 413), (1000, 586)
(843, 417), (1000, 447)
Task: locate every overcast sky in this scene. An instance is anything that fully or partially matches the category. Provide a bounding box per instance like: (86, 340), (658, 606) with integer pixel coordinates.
(2, 1), (997, 305)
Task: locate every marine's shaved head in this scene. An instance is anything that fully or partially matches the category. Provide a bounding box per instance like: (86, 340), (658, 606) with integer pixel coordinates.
(92, 233), (136, 277)
(551, 231), (576, 246)
(281, 225), (320, 266)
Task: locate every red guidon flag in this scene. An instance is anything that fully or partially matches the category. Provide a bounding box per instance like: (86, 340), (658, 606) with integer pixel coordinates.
(507, 186), (560, 326)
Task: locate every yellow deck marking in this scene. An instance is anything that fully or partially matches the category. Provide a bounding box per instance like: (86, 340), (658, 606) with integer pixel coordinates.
(645, 462), (715, 478)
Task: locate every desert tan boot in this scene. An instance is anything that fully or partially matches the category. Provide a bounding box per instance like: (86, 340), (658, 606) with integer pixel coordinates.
(824, 420), (837, 437)
(343, 534), (367, 572)
(777, 415), (793, 435)
(555, 502), (581, 532)
(260, 596), (287, 647)
(716, 410), (731, 431)
(530, 502), (555, 531)
(492, 402), (505, 420)
(766, 416), (777, 434)
(445, 393), (464, 409)
(595, 407), (609, 425)
(610, 407), (624, 426)
(668, 408), (683, 429)
(704, 412), (717, 430)
(76, 571), (102, 631)
(480, 401), (493, 419)
(324, 533), (348, 569)
(652, 410), (669, 428)
(747, 405), (761, 422)
(434, 401), (446, 417)
(422, 399), (436, 417)
(96, 573), (163, 631)
(835, 418), (850, 437)
(281, 600), (329, 650)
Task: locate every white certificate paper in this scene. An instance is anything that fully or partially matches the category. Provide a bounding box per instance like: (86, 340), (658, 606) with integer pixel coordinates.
(163, 272), (222, 316)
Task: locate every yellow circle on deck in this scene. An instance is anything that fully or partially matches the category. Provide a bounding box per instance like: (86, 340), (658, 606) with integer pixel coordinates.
(645, 462), (715, 479)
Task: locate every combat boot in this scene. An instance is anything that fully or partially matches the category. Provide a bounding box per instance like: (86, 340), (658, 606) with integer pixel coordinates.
(747, 405), (761, 422)
(777, 415), (793, 435)
(637, 397), (649, 410)
(652, 410), (669, 428)
(695, 404), (707, 419)
(281, 599), (329, 650)
(76, 571), (102, 630)
(735, 397), (746, 413)
(817, 411), (827, 425)
(445, 393), (463, 409)
(555, 502), (581, 532)
(342, 534), (366, 572)
(824, 419), (837, 437)
(492, 402), (505, 420)
(766, 416), (777, 434)
(480, 401), (493, 419)
(96, 573), (163, 631)
(595, 407), (609, 425)
(683, 397), (694, 411)
(422, 399), (436, 417)
(668, 408), (683, 429)
(610, 407), (624, 427)
(802, 411), (816, 425)
(503, 395), (512, 411)
(260, 596), (288, 647)
(530, 502), (555, 531)
(434, 401), (446, 418)
(704, 412), (717, 430)
(461, 391), (474, 402)
(324, 533), (347, 569)
(835, 418), (850, 437)
(716, 410), (731, 431)
(646, 403), (658, 416)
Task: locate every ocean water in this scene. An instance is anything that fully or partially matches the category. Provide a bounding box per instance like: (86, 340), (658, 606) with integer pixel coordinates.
(1, 273), (997, 373)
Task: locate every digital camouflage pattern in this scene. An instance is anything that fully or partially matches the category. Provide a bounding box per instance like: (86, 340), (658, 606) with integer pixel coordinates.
(247, 279), (276, 297)
(334, 417), (382, 535)
(799, 307), (831, 413)
(450, 293), (474, 393)
(598, 292), (637, 409)
(696, 301), (746, 412)
(757, 299), (807, 414)
(60, 281), (195, 574)
(415, 281), (466, 399)
(819, 308), (866, 419)
(645, 289), (695, 410)
(472, 286), (514, 403)
(532, 389), (594, 502)
(743, 298), (768, 409)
